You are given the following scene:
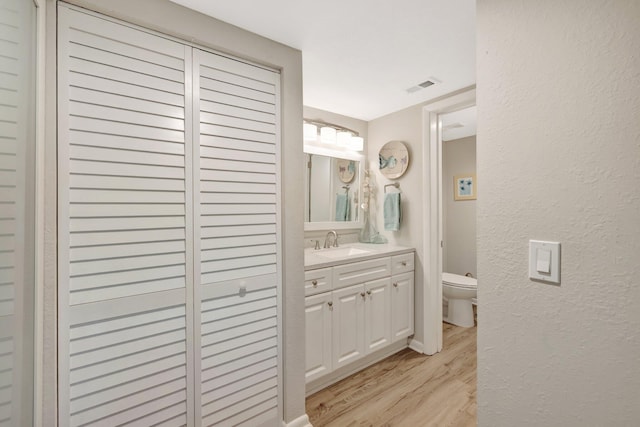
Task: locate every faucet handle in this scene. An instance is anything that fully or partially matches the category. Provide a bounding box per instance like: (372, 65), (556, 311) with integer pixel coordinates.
(314, 240), (321, 250)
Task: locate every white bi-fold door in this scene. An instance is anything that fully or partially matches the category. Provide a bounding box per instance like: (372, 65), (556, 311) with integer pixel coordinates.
(57, 5), (281, 426)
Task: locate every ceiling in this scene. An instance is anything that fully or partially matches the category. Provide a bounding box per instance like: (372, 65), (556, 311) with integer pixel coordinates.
(170, 0), (476, 122)
(441, 106), (477, 141)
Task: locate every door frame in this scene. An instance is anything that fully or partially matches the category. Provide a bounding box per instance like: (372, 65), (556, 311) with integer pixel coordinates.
(421, 87), (476, 355)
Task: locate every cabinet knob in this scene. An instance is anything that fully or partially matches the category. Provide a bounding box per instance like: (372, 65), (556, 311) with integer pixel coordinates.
(327, 301), (333, 307)
(312, 280), (318, 287)
(366, 290), (372, 295)
(360, 292), (366, 298)
(401, 261), (407, 266)
(393, 283), (398, 288)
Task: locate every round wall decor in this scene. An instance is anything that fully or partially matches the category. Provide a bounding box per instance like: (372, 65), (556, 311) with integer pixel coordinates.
(379, 140), (409, 179)
(336, 158), (356, 183)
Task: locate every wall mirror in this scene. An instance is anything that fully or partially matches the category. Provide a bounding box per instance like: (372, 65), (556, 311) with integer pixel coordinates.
(304, 144), (364, 231)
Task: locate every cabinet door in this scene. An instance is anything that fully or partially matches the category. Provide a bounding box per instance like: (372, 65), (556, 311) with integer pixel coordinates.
(305, 293), (333, 383)
(364, 278), (392, 354)
(332, 284), (365, 369)
(391, 272), (415, 342)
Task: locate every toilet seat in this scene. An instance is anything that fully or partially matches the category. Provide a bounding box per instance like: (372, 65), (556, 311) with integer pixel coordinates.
(442, 272), (477, 289)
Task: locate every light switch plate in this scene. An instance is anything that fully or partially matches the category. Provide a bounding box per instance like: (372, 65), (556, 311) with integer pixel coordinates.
(529, 240), (561, 284)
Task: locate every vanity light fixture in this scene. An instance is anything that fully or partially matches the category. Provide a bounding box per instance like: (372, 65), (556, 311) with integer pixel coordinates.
(348, 136), (364, 151)
(304, 119), (364, 152)
(303, 123), (318, 141)
(336, 130), (352, 146)
(320, 126), (337, 144)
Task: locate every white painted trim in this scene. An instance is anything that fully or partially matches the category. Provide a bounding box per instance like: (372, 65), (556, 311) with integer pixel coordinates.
(34, 0), (47, 425)
(274, 67), (285, 426)
(184, 45), (197, 427)
(421, 88), (476, 355)
(56, 7), (73, 422)
(408, 338), (424, 353)
(283, 414), (312, 427)
(42, 1), (58, 424)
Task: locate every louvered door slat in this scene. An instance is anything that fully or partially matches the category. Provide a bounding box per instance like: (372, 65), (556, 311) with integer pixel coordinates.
(68, 57), (184, 95)
(59, 7), (191, 426)
(200, 134), (276, 154)
(195, 48), (281, 426)
(200, 99), (275, 124)
(69, 86), (185, 119)
(199, 88), (275, 115)
(68, 131), (185, 154)
(69, 72), (185, 107)
(69, 102), (185, 131)
(68, 43), (185, 83)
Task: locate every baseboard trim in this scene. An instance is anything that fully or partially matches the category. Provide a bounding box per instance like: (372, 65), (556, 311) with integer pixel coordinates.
(409, 338), (424, 353)
(283, 413), (312, 427)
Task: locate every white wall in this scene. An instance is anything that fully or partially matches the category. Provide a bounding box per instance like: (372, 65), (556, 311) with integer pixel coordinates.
(443, 135), (476, 277)
(45, 1), (305, 425)
(477, 1), (640, 425)
(368, 105), (426, 344)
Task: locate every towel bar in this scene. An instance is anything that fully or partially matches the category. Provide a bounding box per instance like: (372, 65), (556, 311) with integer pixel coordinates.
(384, 182), (400, 193)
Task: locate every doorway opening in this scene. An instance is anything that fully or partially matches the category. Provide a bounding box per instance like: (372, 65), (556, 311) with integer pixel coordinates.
(420, 88), (475, 354)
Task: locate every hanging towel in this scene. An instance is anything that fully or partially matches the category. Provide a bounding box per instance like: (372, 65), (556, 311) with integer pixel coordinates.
(384, 192), (401, 231)
(335, 193), (350, 221)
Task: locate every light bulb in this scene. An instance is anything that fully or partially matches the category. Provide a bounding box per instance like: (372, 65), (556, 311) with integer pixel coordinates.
(303, 123), (318, 141)
(348, 136), (364, 151)
(320, 126), (337, 144)
(337, 130), (352, 146)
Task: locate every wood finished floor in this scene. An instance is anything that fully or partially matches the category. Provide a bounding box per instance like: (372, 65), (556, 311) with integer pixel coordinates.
(306, 323), (477, 427)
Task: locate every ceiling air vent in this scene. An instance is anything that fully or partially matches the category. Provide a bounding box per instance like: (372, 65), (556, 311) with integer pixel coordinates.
(406, 77), (440, 94)
(442, 122), (464, 131)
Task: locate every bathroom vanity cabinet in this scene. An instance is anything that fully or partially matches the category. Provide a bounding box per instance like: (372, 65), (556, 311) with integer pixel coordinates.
(304, 247), (415, 390)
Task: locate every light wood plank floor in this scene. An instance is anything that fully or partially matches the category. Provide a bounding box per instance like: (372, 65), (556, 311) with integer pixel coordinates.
(306, 323), (477, 427)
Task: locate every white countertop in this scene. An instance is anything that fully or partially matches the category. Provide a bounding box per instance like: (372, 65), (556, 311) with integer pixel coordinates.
(304, 243), (415, 270)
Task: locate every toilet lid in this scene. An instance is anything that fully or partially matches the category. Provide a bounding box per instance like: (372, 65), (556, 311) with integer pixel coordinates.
(442, 272), (477, 288)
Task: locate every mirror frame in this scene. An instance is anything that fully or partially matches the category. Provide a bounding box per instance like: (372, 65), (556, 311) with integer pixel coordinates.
(303, 143), (365, 231)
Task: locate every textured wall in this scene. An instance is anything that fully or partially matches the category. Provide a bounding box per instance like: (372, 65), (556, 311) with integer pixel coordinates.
(443, 135), (477, 277)
(477, 1), (640, 425)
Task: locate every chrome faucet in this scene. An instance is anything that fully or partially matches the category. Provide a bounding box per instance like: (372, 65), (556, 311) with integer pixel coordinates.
(324, 230), (339, 248)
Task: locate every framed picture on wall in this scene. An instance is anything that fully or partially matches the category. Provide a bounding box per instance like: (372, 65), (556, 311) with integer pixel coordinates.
(454, 174), (476, 200)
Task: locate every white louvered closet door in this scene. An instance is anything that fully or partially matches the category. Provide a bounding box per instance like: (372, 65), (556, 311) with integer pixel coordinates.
(58, 7), (194, 426)
(194, 50), (282, 427)
(58, 5), (283, 427)
(0, 0), (36, 425)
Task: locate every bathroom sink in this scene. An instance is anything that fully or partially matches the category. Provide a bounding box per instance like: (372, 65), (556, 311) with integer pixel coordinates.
(315, 247), (372, 259)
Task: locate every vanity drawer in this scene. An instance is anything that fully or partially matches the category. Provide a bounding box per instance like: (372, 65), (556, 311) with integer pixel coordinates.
(391, 252), (414, 275)
(305, 268), (333, 296)
(332, 257), (391, 289)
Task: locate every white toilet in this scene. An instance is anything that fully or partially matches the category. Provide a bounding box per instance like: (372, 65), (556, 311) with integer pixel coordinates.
(442, 272), (477, 327)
